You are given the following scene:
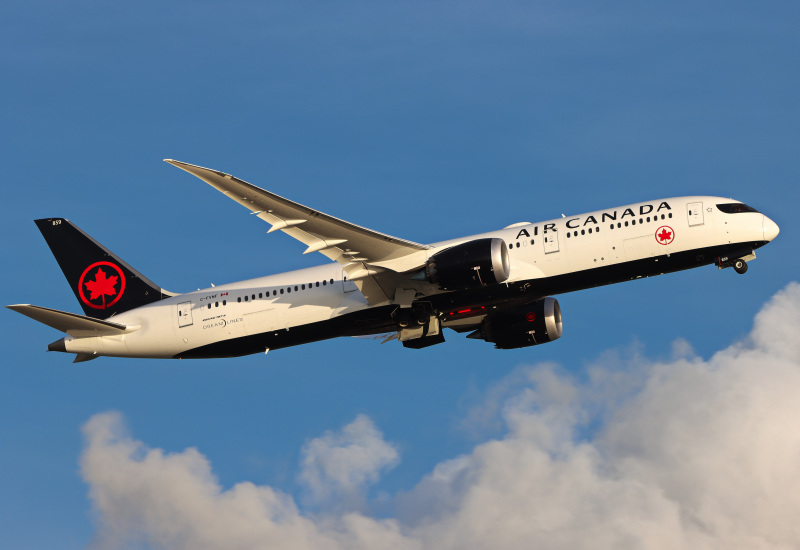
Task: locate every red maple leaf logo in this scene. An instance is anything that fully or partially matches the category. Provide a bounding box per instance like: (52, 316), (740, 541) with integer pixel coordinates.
(78, 261), (126, 310)
(657, 228), (672, 242)
(84, 268), (119, 304)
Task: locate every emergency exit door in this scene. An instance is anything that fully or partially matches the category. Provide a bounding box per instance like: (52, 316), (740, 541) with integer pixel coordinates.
(342, 271), (358, 293)
(543, 230), (560, 254)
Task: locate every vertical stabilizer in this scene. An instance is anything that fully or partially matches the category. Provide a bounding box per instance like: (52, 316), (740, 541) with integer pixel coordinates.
(34, 218), (171, 319)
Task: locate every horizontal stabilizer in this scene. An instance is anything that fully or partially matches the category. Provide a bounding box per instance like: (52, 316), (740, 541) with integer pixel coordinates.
(7, 304), (137, 337)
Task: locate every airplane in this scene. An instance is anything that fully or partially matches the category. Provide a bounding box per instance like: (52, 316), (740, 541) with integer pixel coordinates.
(8, 160), (780, 362)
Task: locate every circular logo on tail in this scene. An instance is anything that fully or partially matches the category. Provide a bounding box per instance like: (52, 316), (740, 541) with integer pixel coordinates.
(78, 261), (126, 309)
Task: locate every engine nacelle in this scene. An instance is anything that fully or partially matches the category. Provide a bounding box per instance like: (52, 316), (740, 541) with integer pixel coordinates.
(424, 238), (511, 290)
(472, 297), (563, 349)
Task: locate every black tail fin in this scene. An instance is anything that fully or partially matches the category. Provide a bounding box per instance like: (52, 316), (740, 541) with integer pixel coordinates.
(34, 218), (172, 319)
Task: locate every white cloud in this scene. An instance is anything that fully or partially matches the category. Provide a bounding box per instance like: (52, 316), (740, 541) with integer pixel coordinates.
(81, 282), (800, 550)
(298, 413), (399, 509)
(81, 412), (412, 550)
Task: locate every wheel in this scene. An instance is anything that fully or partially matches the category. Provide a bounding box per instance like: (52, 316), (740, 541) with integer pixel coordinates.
(733, 259), (748, 274)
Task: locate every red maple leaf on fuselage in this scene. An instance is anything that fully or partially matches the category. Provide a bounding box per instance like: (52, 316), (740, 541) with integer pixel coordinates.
(658, 229), (672, 242)
(85, 268), (119, 302)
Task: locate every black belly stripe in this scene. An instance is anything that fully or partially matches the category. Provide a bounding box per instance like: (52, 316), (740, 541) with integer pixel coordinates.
(175, 240), (766, 359)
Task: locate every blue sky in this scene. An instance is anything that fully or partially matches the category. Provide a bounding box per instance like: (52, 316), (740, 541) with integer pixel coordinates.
(2, 2), (799, 548)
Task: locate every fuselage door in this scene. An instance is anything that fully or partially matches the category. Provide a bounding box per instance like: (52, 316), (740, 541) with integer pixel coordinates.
(543, 229), (560, 254)
(687, 202), (704, 226)
(177, 301), (193, 327)
(342, 271), (358, 293)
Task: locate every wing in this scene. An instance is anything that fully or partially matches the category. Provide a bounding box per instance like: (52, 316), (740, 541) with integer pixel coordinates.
(165, 160), (432, 305)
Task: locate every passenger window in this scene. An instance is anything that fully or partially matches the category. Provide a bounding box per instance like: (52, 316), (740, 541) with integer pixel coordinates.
(273, 290), (277, 296)
(244, 296), (248, 302)
(215, 302), (219, 307)
(294, 286), (298, 291)
(588, 228), (592, 234)
(287, 287), (291, 293)
(316, 282), (320, 287)
(323, 280), (326, 286)
(668, 213), (673, 218)
(207, 304), (211, 309)
(625, 221), (629, 227)
(258, 292), (262, 299)
(567, 232), (571, 238)
(223, 300), (226, 306)
(581, 229), (585, 235)
(238, 297), (241, 303)
(530, 239), (535, 245)
(330, 279), (334, 284)
(280, 289), (284, 294)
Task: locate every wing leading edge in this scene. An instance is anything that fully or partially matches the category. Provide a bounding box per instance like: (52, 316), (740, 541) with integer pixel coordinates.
(165, 159), (432, 305)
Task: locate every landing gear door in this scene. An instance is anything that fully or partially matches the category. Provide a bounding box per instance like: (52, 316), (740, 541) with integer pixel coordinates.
(687, 202), (704, 226)
(543, 230), (560, 254)
(177, 301), (193, 328)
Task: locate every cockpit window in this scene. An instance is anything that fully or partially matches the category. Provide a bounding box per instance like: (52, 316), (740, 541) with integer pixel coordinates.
(716, 203), (760, 214)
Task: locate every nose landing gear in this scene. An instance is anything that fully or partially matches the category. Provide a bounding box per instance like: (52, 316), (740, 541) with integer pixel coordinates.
(716, 248), (754, 275)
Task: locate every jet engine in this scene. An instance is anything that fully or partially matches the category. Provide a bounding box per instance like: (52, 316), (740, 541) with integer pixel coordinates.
(469, 297), (563, 349)
(422, 238), (511, 290)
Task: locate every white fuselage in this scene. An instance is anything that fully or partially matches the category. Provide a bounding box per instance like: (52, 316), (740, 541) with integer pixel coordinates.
(59, 196), (778, 359)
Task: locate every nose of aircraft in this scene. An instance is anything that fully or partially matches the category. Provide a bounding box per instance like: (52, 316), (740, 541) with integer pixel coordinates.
(763, 215), (780, 242)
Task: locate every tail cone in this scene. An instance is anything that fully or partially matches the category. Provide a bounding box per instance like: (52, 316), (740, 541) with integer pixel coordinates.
(48, 338), (66, 352)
